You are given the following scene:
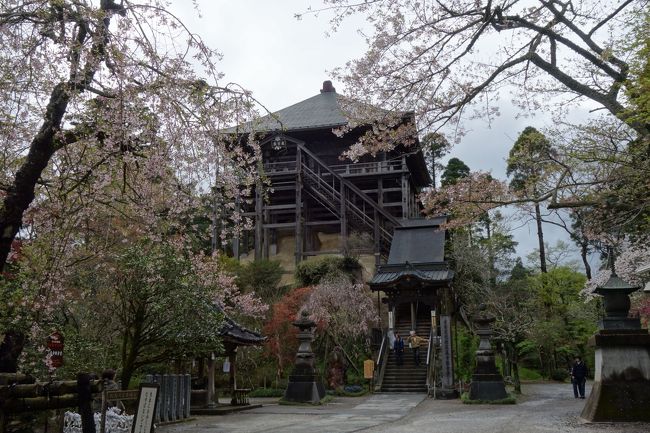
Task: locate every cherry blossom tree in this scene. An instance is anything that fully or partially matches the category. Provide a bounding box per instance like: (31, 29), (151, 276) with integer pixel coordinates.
(308, 1), (649, 234)
(0, 0), (264, 373)
(302, 276), (377, 345)
(307, 0), (648, 139)
(0, 0), (261, 272)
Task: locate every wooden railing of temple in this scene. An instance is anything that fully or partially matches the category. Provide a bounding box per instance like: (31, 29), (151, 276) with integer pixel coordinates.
(296, 142), (401, 260)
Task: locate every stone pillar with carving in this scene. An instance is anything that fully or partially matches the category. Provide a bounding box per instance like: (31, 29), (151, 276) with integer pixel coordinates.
(468, 305), (507, 401)
(283, 311), (326, 404)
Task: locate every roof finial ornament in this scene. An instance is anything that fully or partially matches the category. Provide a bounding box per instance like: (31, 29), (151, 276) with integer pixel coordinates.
(321, 80), (336, 93)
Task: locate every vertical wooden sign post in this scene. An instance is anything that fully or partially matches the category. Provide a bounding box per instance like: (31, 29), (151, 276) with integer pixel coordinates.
(363, 359), (374, 394)
(131, 384), (159, 433)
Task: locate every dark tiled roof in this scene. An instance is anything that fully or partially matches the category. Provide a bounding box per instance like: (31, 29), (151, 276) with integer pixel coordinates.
(387, 218), (446, 264)
(218, 315), (266, 346)
(369, 262), (454, 287)
(229, 84), (394, 133)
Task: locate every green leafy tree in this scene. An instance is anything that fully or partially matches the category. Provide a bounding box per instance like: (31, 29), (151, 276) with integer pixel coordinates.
(421, 132), (451, 189)
(105, 241), (223, 388)
(507, 127), (556, 273)
(440, 158), (470, 187)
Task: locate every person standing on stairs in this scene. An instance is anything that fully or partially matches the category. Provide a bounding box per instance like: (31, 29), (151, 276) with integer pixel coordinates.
(408, 331), (427, 366)
(393, 332), (405, 366)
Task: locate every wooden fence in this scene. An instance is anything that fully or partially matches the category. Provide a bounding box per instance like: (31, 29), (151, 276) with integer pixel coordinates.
(144, 374), (191, 423)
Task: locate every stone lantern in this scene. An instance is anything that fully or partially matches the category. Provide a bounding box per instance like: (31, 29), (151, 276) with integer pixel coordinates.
(582, 259), (650, 422)
(283, 310), (325, 404)
(468, 304), (507, 401)
(593, 269), (642, 330)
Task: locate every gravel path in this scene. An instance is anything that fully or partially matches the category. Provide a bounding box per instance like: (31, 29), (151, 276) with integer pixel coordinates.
(158, 382), (650, 433)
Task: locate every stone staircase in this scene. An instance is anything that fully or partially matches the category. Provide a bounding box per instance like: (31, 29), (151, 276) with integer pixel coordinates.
(381, 306), (431, 393)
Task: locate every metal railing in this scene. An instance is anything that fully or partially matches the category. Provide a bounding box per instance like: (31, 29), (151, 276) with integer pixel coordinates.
(373, 331), (389, 392)
(426, 327), (437, 398)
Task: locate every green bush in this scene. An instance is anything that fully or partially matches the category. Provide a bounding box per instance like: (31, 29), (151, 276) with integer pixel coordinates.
(518, 366), (543, 381)
(551, 368), (570, 382)
(294, 256), (362, 286)
(248, 388), (285, 398)
(237, 259), (284, 301)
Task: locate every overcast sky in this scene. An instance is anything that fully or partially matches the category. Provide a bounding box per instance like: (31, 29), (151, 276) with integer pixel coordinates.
(172, 0), (596, 270)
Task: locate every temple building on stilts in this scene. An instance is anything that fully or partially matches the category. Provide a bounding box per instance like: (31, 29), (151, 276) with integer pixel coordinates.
(231, 81), (458, 396)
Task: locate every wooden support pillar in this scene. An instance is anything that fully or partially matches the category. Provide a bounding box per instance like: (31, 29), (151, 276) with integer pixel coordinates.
(206, 354), (216, 408)
(295, 147), (303, 264)
(401, 165), (409, 219)
(254, 182), (263, 260)
(228, 349), (237, 405)
(340, 182), (348, 255)
(373, 209), (380, 267)
(410, 302), (416, 331)
(377, 177), (383, 206)
(263, 208), (270, 259)
(233, 194), (240, 259)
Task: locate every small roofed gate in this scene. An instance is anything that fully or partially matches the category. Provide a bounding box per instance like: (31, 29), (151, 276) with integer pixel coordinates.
(369, 218), (458, 398)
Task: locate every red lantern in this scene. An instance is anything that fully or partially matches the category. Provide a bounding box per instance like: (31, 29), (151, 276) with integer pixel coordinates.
(47, 331), (64, 369)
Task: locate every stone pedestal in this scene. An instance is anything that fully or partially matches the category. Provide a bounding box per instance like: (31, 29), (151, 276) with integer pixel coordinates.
(468, 307), (507, 401)
(284, 311), (326, 404)
(581, 329), (650, 422)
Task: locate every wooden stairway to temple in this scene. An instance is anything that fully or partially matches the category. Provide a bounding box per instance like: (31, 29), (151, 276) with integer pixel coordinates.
(381, 304), (431, 393)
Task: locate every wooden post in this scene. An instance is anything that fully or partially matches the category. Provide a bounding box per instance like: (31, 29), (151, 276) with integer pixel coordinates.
(206, 355), (216, 408)
(184, 374), (191, 418)
(228, 349), (237, 405)
(76, 373), (95, 433)
(377, 177), (383, 206)
(401, 169), (409, 219)
(255, 182), (263, 260)
(373, 209), (380, 267)
(170, 375), (178, 421)
(263, 208), (270, 259)
(233, 194), (240, 259)
(99, 385), (107, 433)
(295, 147), (303, 264)
(410, 302), (416, 331)
(340, 182), (348, 255)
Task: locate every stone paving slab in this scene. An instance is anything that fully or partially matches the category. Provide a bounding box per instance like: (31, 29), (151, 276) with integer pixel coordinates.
(158, 383), (650, 433)
(159, 393), (424, 433)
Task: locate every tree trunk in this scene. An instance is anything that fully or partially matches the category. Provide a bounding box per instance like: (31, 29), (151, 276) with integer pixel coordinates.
(0, 83), (71, 272)
(534, 203), (547, 273)
(512, 353), (521, 394)
(580, 240), (592, 279)
(0, 330), (26, 373)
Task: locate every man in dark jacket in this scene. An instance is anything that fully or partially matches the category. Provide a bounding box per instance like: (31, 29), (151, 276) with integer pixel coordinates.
(571, 356), (588, 399)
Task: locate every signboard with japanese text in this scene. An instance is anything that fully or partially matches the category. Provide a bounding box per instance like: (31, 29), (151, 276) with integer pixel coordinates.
(131, 384), (159, 433)
(440, 315), (454, 388)
(363, 359), (375, 379)
(46, 331), (64, 369)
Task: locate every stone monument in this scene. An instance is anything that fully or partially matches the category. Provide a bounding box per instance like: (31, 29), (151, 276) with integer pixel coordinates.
(284, 310), (326, 404)
(468, 304), (508, 401)
(581, 265), (650, 421)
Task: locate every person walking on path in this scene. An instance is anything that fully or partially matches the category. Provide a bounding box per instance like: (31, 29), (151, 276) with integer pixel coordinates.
(571, 356), (588, 399)
(407, 331), (427, 366)
(393, 332), (405, 366)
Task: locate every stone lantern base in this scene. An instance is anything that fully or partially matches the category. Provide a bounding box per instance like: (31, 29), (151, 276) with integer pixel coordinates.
(581, 329), (650, 422)
(469, 374), (508, 401)
(284, 373), (325, 404)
